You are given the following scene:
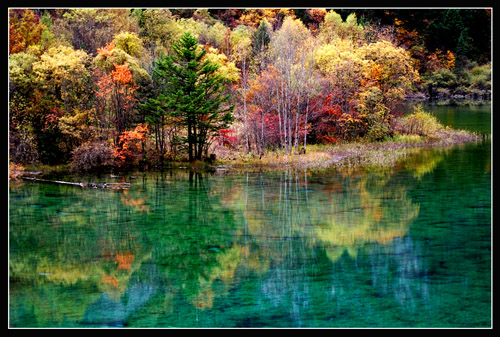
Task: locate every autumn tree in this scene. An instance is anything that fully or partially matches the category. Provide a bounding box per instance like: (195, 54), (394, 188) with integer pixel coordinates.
(9, 9), (46, 54)
(94, 55), (139, 145)
(144, 32), (234, 162)
(113, 123), (148, 167)
(230, 24), (253, 152)
(269, 16), (314, 154)
(359, 40), (420, 114)
(51, 9), (139, 56)
(318, 10), (364, 45)
(9, 43), (94, 164)
(246, 65), (280, 153)
(315, 38), (366, 114)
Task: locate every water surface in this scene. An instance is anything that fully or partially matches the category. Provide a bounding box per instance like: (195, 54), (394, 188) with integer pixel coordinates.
(9, 106), (491, 328)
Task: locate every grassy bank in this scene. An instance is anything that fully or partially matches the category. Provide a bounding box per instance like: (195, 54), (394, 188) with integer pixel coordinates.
(10, 128), (482, 180)
(216, 128), (482, 171)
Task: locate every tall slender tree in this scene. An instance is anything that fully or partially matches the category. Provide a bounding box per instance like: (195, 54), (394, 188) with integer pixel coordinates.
(145, 32), (234, 162)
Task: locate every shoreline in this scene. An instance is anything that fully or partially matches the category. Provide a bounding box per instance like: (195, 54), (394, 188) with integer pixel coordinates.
(10, 128), (486, 180)
(216, 128), (485, 172)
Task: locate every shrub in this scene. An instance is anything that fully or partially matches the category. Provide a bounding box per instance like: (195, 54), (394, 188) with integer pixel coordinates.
(365, 121), (392, 142)
(396, 105), (443, 137)
(70, 141), (115, 172)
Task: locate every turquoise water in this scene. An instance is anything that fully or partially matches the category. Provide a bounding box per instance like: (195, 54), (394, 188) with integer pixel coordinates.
(9, 106), (491, 328)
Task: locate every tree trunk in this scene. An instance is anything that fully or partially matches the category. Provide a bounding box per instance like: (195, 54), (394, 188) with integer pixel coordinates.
(187, 120), (193, 162)
(304, 98), (309, 152)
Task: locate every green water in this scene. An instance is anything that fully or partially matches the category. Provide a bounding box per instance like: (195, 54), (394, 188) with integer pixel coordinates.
(9, 107), (491, 328)
(404, 103), (491, 135)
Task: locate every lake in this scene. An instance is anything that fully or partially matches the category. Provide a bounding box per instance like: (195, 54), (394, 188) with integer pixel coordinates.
(9, 104), (491, 328)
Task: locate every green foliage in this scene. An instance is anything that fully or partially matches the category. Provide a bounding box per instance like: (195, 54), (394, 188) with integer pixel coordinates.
(318, 10), (363, 44)
(469, 63), (491, 91)
(365, 121), (393, 142)
(424, 61), (491, 100)
(144, 32), (234, 162)
(252, 18), (272, 55)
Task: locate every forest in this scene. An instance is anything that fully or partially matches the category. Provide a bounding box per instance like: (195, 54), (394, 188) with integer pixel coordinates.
(8, 8), (491, 171)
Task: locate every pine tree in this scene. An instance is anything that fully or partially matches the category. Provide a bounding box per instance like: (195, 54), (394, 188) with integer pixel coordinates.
(144, 32), (234, 162)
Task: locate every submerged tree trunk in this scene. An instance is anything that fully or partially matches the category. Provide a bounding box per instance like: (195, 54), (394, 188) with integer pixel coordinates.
(22, 176), (130, 190)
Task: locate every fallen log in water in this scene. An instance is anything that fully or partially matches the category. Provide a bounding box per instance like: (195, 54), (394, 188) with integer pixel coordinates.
(21, 176), (130, 190)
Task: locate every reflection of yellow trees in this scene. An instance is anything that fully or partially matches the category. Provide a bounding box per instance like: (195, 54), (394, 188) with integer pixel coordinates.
(13, 248), (150, 295)
(10, 246), (150, 325)
(403, 147), (448, 180)
(10, 189), (152, 321)
(307, 174), (420, 262)
(225, 169), (420, 265)
(188, 244), (270, 310)
(191, 246), (241, 309)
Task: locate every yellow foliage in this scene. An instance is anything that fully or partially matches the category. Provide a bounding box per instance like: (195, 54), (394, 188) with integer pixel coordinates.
(33, 45), (90, 89)
(203, 46), (240, 83)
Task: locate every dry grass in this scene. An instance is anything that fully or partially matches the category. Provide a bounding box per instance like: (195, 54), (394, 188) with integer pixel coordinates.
(217, 129), (480, 171)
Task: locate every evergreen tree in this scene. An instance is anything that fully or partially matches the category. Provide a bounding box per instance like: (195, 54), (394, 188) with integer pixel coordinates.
(252, 18), (272, 57)
(145, 32), (234, 162)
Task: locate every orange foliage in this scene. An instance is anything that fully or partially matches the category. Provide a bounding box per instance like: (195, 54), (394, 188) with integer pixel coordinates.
(120, 189), (150, 213)
(111, 62), (134, 85)
(96, 41), (115, 58)
(102, 274), (118, 288)
(113, 123), (148, 165)
(308, 8), (327, 23)
(317, 135), (338, 144)
(115, 252), (135, 271)
(442, 50), (456, 69)
(361, 63), (382, 88)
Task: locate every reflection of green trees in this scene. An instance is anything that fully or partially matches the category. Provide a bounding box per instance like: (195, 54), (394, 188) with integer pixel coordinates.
(136, 171), (242, 309)
(9, 182), (153, 326)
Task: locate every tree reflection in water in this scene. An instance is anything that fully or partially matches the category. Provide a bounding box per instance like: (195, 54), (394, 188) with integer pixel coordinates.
(10, 144), (491, 327)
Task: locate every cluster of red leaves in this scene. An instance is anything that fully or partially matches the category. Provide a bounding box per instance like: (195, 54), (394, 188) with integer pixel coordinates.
(42, 107), (63, 129)
(309, 94), (342, 143)
(217, 129), (239, 148)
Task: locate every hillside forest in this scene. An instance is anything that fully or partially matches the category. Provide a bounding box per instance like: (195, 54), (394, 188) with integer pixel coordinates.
(8, 8), (491, 170)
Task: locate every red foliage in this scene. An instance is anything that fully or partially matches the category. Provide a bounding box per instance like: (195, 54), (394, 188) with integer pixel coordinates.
(308, 93), (342, 143)
(217, 129), (239, 148)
